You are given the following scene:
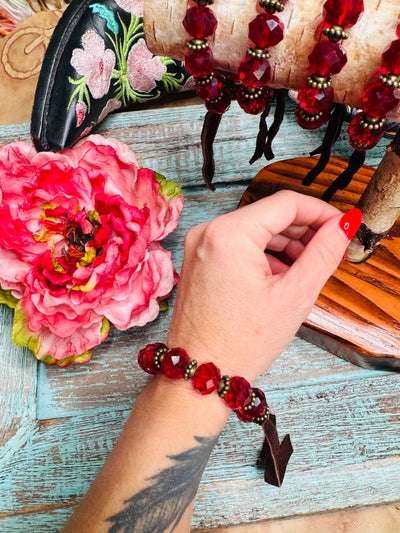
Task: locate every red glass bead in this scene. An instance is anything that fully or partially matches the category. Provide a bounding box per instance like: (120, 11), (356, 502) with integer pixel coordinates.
(236, 86), (273, 114)
(183, 6), (217, 39)
(222, 376), (251, 410)
(191, 362), (221, 395)
(323, 0), (364, 29)
(138, 343), (166, 374)
(361, 83), (400, 118)
(294, 104), (330, 130)
(236, 388), (267, 422)
(205, 88), (231, 114)
(297, 82), (334, 114)
(308, 41), (347, 76)
(248, 13), (284, 49)
(161, 347), (191, 379)
(348, 112), (386, 151)
(382, 40), (400, 75)
(238, 54), (271, 89)
(185, 47), (214, 77)
(195, 71), (223, 100)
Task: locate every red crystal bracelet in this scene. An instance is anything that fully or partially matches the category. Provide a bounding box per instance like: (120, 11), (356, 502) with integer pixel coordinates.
(138, 342), (293, 486)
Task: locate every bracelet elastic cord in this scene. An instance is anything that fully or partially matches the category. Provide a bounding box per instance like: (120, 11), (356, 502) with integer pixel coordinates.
(138, 343), (293, 487)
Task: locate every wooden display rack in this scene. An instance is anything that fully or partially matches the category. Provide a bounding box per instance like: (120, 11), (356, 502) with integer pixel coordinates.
(239, 156), (400, 370)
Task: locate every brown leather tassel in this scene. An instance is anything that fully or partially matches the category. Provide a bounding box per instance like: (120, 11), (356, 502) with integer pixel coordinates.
(249, 104), (271, 165)
(322, 148), (366, 202)
(264, 89), (285, 161)
(261, 414), (293, 487)
(303, 103), (347, 186)
(201, 111), (223, 191)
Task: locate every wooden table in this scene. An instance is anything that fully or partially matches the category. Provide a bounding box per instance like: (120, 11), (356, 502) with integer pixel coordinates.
(1, 98), (400, 532)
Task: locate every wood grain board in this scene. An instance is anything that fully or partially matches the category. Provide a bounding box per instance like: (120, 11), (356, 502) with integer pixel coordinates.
(240, 156), (400, 370)
(2, 99), (400, 531)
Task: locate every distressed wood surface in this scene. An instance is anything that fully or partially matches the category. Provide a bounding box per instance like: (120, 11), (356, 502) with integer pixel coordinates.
(2, 101), (400, 532)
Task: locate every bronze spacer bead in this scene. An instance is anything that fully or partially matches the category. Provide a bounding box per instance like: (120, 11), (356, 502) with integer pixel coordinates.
(217, 375), (230, 398)
(253, 406), (271, 425)
(298, 108), (322, 122)
(248, 47), (269, 59)
(195, 74), (213, 86)
(183, 360), (198, 380)
(378, 73), (400, 88)
(360, 115), (385, 130)
(259, 0), (284, 14)
(307, 74), (331, 89)
(242, 87), (264, 100)
(153, 346), (167, 370)
(243, 391), (256, 411)
(322, 25), (348, 42)
(193, 0), (214, 5)
(187, 38), (208, 51)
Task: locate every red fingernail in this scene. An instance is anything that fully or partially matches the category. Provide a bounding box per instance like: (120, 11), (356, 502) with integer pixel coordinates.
(339, 208), (362, 240)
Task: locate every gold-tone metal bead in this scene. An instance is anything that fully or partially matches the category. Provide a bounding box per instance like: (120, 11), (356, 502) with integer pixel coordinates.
(307, 74), (331, 89)
(322, 25), (348, 42)
(153, 346), (167, 370)
(183, 360), (198, 380)
(194, 0), (213, 5)
(360, 115), (385, 129)
(187, 38), (208, 51)
(253, 406), (271, 425)
(298, 108), (322, 122)
(195, 74), (213, 86)
(259, 0), (284, 14)
(378, 73), (400, 88)
(242, 87), (264, 100)
(217, 375), (230, 398)
(243, 391), (256, 411)
(247, 47), (269, 59)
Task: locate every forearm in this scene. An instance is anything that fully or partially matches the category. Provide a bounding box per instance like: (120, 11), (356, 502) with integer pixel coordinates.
(63, 374), (230, 533)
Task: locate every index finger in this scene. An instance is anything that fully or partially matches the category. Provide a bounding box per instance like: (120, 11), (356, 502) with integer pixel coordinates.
(230, 190), (341, 249)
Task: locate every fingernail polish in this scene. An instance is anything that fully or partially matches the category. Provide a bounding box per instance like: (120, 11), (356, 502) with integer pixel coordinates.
(339, 208), (362, 240)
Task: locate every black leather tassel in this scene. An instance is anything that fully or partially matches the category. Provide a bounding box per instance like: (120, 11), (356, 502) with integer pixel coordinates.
(264, 89), (286, 161)
(249, 104), (271, 165)
(303, 103), (347, 186)
(201, 111), (223, 191)
(322, 148), (366, 202)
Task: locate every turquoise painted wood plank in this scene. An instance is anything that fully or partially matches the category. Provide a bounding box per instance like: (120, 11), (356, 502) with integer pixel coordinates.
(0, 99), (387, 191)
(2, 372), (400, 529)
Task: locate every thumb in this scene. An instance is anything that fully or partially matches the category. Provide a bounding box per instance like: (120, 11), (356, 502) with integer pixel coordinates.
(284, 208), (362, 298)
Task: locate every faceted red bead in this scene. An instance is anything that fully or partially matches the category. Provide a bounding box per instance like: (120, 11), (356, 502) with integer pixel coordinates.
(323, 0), (364, 29)
(183, 6), (217, 39)
(195, 71), (223, 100)
(361, 83), (400, 118)
(348, 112), (386, 151)
(248, 13), (284, 49)
(236, 388), (267, 422)
(161, 347), (191, 379)
(185, 47), (214, 77)
(205, 88), (231, 114)
(295, 104), (330, 130)
(137, 343), (166, 374)
(297, 82), (334, 114)
(236, 86), (274, 114)
(382, 39), (400, 75)
(222, 376), (251, 410)
(238, 54), (271, 88)
(191, 362), (221, 395)
(308, 41), (347, 76)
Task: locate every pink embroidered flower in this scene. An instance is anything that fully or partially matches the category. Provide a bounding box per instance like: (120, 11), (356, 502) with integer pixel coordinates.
(0, 135), (183, 366)
(71, 30), (115, 99)
(75, 101), (87, 127)
(127, 38), (167, 93)
(98, 98), (122, 123)
(114, 0), (143, 16)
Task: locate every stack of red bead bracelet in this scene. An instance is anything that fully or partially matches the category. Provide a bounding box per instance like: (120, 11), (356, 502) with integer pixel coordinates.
(295, 0), (364, 131)
(138, 342), (269, 424)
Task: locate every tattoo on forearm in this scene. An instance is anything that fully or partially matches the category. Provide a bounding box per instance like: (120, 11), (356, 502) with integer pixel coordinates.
(106, 435), (218, 533)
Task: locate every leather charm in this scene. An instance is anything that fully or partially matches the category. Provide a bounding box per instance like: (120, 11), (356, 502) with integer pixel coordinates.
(261, 414), (293, 487)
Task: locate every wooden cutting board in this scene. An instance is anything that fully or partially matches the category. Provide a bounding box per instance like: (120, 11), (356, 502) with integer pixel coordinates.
(239, 156), (400, 370)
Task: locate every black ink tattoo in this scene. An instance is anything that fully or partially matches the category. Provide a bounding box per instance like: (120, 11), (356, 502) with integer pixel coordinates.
(106, 435), (218, 533)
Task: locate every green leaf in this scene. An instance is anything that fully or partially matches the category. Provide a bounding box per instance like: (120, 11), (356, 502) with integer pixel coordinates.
(0, 287), (19, 309)
(154, 172), (183, 199)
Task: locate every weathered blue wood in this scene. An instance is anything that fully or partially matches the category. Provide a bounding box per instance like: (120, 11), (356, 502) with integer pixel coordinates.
(0, 101), (396, 532)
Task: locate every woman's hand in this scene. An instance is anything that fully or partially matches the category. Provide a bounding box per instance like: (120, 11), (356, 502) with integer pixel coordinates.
(168, 190), (361, 381)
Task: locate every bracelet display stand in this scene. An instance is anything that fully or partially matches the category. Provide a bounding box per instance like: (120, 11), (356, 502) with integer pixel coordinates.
(143, 0), (400, 369)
